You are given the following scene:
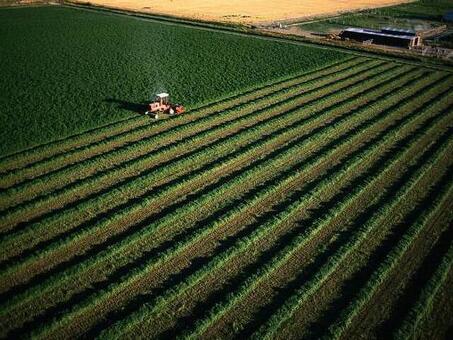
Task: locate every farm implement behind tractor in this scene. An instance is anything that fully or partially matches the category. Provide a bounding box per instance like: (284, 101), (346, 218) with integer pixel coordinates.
(145, 93), (185, 119)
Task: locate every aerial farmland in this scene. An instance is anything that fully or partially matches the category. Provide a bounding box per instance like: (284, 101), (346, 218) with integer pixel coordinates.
(0, 1), (452, 339)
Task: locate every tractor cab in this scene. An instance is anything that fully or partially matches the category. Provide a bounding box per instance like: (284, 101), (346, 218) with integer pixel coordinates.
(155, 93), (169, 105)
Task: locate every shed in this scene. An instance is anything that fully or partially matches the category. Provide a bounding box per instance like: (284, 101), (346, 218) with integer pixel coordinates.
(340, 27), (421, 48)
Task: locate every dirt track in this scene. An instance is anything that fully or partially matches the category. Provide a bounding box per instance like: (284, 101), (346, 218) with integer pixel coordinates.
(76, 0), (414, 24)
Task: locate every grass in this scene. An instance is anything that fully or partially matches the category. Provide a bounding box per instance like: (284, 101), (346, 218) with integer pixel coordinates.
(298, 0), (453, 33)
(0, 5), (346, 157)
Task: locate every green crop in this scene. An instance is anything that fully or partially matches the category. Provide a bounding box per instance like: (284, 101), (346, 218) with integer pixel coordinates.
(0, 6), (346, 157)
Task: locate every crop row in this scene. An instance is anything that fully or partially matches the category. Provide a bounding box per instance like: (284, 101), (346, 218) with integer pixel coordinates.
(0, 57), (366, 192)
(0, 61), (400, 271)
(178, 87), (453, 340)
(238, 114), (445, 338)
(320, 145), (453, 340)
(393, 240), (453, 340)
(0, 59), (384, 227)
(0, 61), (406, 306)
(0, 63), (428, 334)
(96, 73), (453, 340)
(270, 140), (453, 340)
(0, 56), (358, 175)
(3, 61), (404, 244)
(0, 116), (148, 175)
(0, 61), (422, 294)
(273, 126), (453, 340)
(19, 70), (450, 338)
(332, 163), (453, 340)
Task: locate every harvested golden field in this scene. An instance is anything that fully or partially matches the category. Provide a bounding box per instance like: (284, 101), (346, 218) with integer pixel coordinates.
(75, 0), (414, 23)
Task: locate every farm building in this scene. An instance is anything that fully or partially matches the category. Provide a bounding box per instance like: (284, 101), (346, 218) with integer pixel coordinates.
(340, 27), (422, 48)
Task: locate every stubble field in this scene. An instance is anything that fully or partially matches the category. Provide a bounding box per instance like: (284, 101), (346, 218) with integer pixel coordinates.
(74, 0), (414, 23)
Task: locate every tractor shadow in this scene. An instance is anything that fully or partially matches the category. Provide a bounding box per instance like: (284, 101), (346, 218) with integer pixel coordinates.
(105, 98), (148, 114)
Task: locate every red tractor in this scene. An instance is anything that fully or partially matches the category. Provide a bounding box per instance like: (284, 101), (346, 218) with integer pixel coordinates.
(145, 93), (185, 119)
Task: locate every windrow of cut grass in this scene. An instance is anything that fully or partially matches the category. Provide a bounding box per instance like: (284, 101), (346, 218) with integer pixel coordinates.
(230, 121), (452, 340)
(22, 72), (451, 339)
(0, 56), (357, 176)
(0, 116), (148, 176)
(0, 66), (433, 338)
(0, 66), (410, 322)
(339, 190), (453, 340)
(96, 72), (453, 340)
(2, 61), (400, 274)
(178, 88), (453, 340)
(319, 152), (453, 340)
(0, 57), (368, 193)
(271, 134), (453, 340)
(0, 59), (383, 228)
(2, 60), (374, 223)
(393, 242), (453, 340)
(0, 62), (404, 258)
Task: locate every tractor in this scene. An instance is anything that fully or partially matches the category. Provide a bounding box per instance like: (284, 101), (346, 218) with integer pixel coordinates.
(145, 93), (185, 119)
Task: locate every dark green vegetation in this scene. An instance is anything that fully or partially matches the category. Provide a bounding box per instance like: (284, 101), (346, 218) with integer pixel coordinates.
(0, 6), (346, 157)
(0, 51), (452, 338)
(299, 0), (453, 33)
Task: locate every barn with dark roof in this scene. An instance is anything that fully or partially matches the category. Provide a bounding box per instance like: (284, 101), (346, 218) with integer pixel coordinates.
(340, 27), (422, 48)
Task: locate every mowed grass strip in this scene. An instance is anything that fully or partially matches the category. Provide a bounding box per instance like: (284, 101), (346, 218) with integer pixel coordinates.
(319, 150), (453, 340)
(0, 116), (148, 175)
(393, 241), (453, 340)
(221, 123), (453, 340)
(98, 72), (451, 340)
(20, 70), (448, 339)
(0, 61), (396, 271)
(0, 59), (380, 228)
(177, 83), (453, 340)
(269, 135), (453, 340)
(0, 65), (428, 338)
(339, 191), (453, 340)
(0, 57), (365, 193)
(0, 56), (357, 176)
(0, 60), (370, 226)
(0, 64), (422, 336)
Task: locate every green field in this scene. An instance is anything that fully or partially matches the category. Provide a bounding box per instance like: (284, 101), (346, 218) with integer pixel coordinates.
(298, 0), (453, 33)
(1, 4), (453, 340)
(0, 6), (345, 157)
